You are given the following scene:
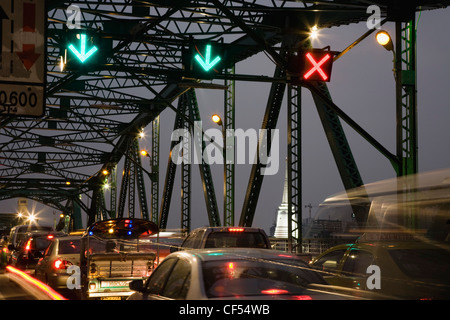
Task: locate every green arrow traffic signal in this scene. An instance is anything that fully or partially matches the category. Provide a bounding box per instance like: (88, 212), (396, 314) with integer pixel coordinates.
(68, 34), (98, 63)
(194, 44), (221, 71)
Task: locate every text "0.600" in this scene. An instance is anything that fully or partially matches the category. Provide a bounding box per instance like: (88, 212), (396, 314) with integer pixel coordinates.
(0, 89), (38, 109)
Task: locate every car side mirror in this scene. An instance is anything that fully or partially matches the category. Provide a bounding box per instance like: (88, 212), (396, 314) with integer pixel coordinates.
(129, 279), (144, 292)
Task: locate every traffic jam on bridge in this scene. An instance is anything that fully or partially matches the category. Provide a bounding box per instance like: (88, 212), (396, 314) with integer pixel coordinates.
(1, 0), (449, 306)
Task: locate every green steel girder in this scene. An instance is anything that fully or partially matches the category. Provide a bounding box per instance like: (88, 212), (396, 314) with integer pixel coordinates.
(239, 54), (287, 227)
(287, 84), (302, 253)
(187, 89), (221, 227)
(159, 94), (189, 230)
(223, 67), (236, 227)
(150, 116), (160, 224)
(159, 89), (221, 229)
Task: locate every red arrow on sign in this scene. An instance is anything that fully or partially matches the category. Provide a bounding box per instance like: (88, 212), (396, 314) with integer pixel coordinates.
(16, 2), (40, 70)
(16, 44), (40, 71)
(23, 2), (36, 32)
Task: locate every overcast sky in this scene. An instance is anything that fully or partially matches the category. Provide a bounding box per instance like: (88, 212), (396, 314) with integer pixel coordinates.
(3, 7), (450, 233)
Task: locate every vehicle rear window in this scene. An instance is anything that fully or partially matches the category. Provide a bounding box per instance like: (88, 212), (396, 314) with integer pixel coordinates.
(202, 258), (325, 298)
(35, 238), (52, 251)
(204, 232), (268, 248)
(59, 239), (81, 254)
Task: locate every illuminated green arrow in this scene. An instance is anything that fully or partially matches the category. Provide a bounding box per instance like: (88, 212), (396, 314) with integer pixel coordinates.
(68, 34), (98, 63)
(194, 44), (221, 71)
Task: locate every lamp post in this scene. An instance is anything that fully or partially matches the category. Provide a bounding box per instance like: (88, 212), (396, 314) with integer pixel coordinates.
(376, 26), (418, 230)
(140, 149), (155, 180)
(212, 114), (230, 226)
(375, 30), (402, 176)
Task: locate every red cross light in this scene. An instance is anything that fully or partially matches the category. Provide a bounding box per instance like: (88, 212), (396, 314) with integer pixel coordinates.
(303, 51), (333, 82)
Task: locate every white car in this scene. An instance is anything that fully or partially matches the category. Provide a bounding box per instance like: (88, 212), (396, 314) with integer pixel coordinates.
(128, 248), (366, 300)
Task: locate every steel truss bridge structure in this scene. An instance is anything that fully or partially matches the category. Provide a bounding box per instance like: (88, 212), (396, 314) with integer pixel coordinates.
(1, 1), (449, 252)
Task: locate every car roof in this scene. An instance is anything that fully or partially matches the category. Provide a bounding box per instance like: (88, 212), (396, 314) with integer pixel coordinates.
(191, 226), (265, 232)
(55, 235), (82, 241)
(319, 240), (448, 255)
(25, 230), (65, 237)
(171, 248), (305, 263)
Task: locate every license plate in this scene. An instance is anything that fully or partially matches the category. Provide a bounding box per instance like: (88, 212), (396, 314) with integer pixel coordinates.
(101, 296), (122, 300)
(101, 280), (131, 288)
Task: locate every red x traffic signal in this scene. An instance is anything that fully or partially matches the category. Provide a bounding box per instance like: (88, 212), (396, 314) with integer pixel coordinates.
(287, 49), (334, 83)
(302, 51), (333, 82)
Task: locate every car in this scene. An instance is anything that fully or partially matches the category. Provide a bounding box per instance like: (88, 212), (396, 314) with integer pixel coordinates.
(309, 236), (450, 299)
(34, 235), (82, 293)
(9, 231), (65, 270)
(128, 248), (372, 300)
(174, 227), (271, 251)
(6, 224), (54, 264)
(8, 224), (53, 249)
(1, 236), (8, 269)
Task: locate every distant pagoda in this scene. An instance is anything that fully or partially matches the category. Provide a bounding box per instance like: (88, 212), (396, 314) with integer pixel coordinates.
(273, 165), (298, 239)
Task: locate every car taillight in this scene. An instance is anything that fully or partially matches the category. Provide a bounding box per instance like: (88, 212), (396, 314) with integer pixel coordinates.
(53, 259), (72, 270)
(25, 239), (32, 252)
(228, 228), (244, 232)
(292, 295), (313, 300)
(261, 289), (289, 295)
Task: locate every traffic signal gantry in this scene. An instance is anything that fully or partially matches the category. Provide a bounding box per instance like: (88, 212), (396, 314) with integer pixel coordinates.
(183, 41), (335, 84)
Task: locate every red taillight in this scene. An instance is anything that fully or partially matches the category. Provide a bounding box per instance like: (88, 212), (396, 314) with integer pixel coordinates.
(25, 239), (32, 251)
(261, 289), (289, 295)
(278, 254), (293, 258)
(292, 295), (313, 300)
(47, 235), (54, 240)
(53, 259), (72, 270)
(228, 228), (244, 232)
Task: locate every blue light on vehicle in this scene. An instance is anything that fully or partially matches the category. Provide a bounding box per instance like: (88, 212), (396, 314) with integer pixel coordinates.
(127, 231), (132, 235)
(124, 219), (133, 228)
(89, 231), (93, 236)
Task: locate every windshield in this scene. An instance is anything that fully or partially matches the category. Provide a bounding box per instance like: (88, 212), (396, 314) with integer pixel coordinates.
(202, 258), (325, 298)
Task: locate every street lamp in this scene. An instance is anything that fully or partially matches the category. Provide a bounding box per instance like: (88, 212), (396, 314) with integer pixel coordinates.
(310, 25), (319, 40)
(376, 30), (394, 52)
(212, 114), (223, 126)
(27, 214), (36, 223)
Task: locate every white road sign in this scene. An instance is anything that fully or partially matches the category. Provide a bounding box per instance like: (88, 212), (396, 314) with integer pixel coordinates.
(0, 0), (46, 117)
